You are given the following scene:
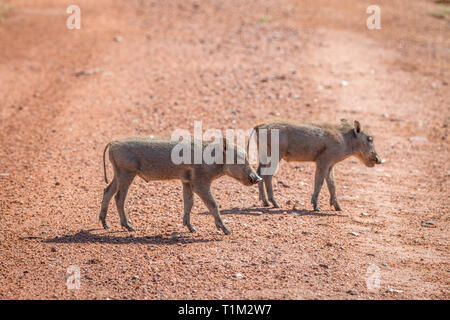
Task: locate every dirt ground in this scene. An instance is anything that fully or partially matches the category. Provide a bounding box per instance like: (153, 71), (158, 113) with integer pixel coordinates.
(0, 0), (449, 300)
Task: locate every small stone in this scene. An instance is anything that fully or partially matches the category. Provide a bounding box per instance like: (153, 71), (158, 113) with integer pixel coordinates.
(33, 92), (40, 98)
(235, 273), (243, 279)
(361, 212), (369, 216)
(87, 258), (102, 265)
(347, 289), (359, 296)
(50, 247), (57, 252)
(293, 201), (304, 210)
(73, 68), (102, 77)
(0, 173), (9, 177)
(421, 221), (435, 228)
(278, 181), (290, 188)
(341, 80), (349, 87)
(381, 262), (387, 267)
(113, 36), (123, 42)
(409, 136), (428, 143)
(131, 275), (140, 280)
(348, 232), (359, 237)
(387, 288), (403, 294)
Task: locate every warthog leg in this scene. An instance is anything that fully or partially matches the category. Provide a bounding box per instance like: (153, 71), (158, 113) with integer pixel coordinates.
(99, 177), (118, 229)
(263, 174), (280, 208)
(311, 163), (329, 211)
(257, 164), (270, 206)
(114, 169), (136, 231)
(193, 185), (231, 235)
(325, 166), (342, 211)
(182, 182), (196, 232)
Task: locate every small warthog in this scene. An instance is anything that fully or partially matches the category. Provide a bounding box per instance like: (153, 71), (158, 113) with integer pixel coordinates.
(248, 119), (383, 211)
(99, 137), (261, 235)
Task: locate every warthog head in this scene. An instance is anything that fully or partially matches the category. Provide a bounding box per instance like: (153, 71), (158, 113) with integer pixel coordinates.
(351, 120), (383, 167)
(222, 139), (262, 186)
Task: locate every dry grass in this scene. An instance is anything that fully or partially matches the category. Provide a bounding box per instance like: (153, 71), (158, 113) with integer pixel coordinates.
(0, 0), (14, 21)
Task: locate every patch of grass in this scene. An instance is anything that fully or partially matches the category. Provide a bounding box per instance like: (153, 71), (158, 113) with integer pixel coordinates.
(257, 15), (272, 24)
(0, 0), (14, 22)
(429, 6), (450, 19)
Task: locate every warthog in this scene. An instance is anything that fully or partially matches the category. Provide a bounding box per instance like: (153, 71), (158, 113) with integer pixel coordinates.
(99, 137), (261, 235)
(248, 119), (383, 211)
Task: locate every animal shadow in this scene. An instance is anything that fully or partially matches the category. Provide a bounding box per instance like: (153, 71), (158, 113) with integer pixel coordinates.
(201, 206), (342, 217)
(42, 229), (220, 245)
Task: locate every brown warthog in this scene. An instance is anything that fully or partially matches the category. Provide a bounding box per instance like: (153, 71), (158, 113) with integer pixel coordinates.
(99, 137), (261, 235)
(248, 119), (383, 211)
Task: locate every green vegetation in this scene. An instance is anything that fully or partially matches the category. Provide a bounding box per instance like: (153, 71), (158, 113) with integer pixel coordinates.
(257, 15), (272, 24)
(429, 6), (450, 19)
(0, 0), (14, 21)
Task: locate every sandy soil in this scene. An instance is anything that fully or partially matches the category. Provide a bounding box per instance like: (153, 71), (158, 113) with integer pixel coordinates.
(0, 0), (449, 299)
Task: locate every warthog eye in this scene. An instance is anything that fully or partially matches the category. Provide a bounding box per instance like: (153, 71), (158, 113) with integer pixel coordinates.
(367, 136), (373, 143)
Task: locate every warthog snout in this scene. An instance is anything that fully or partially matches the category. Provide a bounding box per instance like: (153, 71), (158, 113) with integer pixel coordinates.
(249, 172), (262, 184)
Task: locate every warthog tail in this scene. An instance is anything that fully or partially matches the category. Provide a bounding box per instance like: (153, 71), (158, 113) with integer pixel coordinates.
(103, 142), (111, 184)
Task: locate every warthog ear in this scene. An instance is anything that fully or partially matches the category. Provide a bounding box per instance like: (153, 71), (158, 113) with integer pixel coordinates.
(353, 120), (361, 136)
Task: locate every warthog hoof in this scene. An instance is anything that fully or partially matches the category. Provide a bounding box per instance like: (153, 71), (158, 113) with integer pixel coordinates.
(270, 200), (280, 208)
(215, 220), (231, 235)
(186, 224), (196, 233)
(262, 200), (271, 207)
(330, 199), (342, 211)
(183, 217), (196, 232)
(121, 222), (136, 232)
(221, 226), (232, 235)
(101, 219), (110, 230)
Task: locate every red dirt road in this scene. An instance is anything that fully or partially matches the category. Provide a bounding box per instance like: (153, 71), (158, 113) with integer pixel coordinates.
(0, 0), (449, 299)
